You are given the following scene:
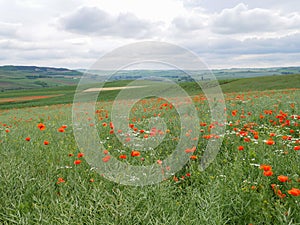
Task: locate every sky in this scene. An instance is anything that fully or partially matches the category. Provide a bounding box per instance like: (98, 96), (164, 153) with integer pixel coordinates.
(0, 0), (300, 69)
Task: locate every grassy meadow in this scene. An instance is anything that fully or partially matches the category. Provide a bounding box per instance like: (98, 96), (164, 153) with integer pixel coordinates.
(0, 74), (300, 224)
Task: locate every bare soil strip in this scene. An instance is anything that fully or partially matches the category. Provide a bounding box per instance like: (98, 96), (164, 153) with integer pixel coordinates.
(83, 86), (147, 92)
(0, 94), (63, 103)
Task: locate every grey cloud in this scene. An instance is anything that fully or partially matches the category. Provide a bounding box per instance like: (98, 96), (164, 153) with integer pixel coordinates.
(0, 21), (21, 38)
(183, 32), (300, 56)
(181, 0), (300, 14)
(212, 3), (300, 34)
(172, 16), (206, 31)
(60, 6), (158, 38)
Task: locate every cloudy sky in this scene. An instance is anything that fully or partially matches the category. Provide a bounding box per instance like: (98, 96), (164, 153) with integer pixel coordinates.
(0, 0), (300, 69)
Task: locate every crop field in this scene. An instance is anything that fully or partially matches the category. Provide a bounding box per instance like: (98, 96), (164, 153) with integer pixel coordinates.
(0, 75), (300, 224)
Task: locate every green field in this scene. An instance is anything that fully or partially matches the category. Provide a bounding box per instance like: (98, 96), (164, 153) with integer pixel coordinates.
(1, 74), (300, 109)
(0, 74), (300, 224)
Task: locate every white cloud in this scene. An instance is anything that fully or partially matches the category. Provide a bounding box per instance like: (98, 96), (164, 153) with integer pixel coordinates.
(0, 21), (21, 38)
(0, 0), (299, 69)
(59, 6), (160, 38)
(212, 3), (300, 34)
(172, 15), (207, 32)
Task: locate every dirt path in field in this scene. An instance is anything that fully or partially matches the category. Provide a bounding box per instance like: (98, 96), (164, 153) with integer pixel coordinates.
(83, 86), (147, 92)
(0, 94), (63, 103)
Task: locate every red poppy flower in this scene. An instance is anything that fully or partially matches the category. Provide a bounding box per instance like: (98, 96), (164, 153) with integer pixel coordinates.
(58, 127), (65, 132)
(56, 177), (65, 184)
(263, 170), (273, 177)
(44, 140), (49, 145)
(294, 146), (300, 151)
(109, 122), (114, 129)
(288, 188), (300, 196)
(265, 139), (275, 145)
(37, 123), (46, 131)
(260, 164), (272, 171)
(231, 110), (238, 116)
(74, 160), (81, 165)
(119, 154), (127, 159)
(190, 155), (197, 160)
(102, 155), (111, 162)
(25, 137), (31, 141)
(131, 150), (140, 157)
(238, 146), (244, 151)
(77, 152), (84, 158)
(278, 175), (289, 182)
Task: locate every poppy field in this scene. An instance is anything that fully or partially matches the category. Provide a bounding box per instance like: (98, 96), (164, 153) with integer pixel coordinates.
(0, 78), (300, 224)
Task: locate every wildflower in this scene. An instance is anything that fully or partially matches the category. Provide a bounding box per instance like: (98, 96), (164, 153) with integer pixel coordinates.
(89, 178), (95, 183)
(190, 155), (197, 160)
(294, 146), (300, 151)
(288, 188), (300, 196)
(61, 125), (67, 129)
(278, 175), (289, 182)
(68, 153), (74, 157)
(265, 139), (275, 145)
(102, 122), (107, 127)
(25, 137), (31, 141)
(231, 110), (238, 116)
(56, 177), (65, 184)
(77, 152), (84, 158)
(185, 147), (196, 153)
(131, 150), (140, 157)
(44, 140), (49, 145)
(37, 123), (46, 131)
(157, 160), (162, 165)
(74, 159), (81, 165)
(102, 155), (111, 162)
(103, 150), (109, 155)
(238, 146), (244, 151)
(244, 137), (251, 142)
(58, 127), (65, 132)
(260, 164), (272, 171)
(5, 129), (10, 133)
(119, 154), (127, 159)
(263, 170), (273, 177)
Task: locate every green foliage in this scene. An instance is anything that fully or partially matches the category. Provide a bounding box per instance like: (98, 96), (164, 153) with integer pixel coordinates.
(0, 80), (300, 224)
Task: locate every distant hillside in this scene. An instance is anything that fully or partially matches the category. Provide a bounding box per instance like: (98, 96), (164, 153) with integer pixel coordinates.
(0, 65), (82, 77)
(0, 65), (82, 91)
(1, 65), (300, 92)
(1, 73), (300, 110)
